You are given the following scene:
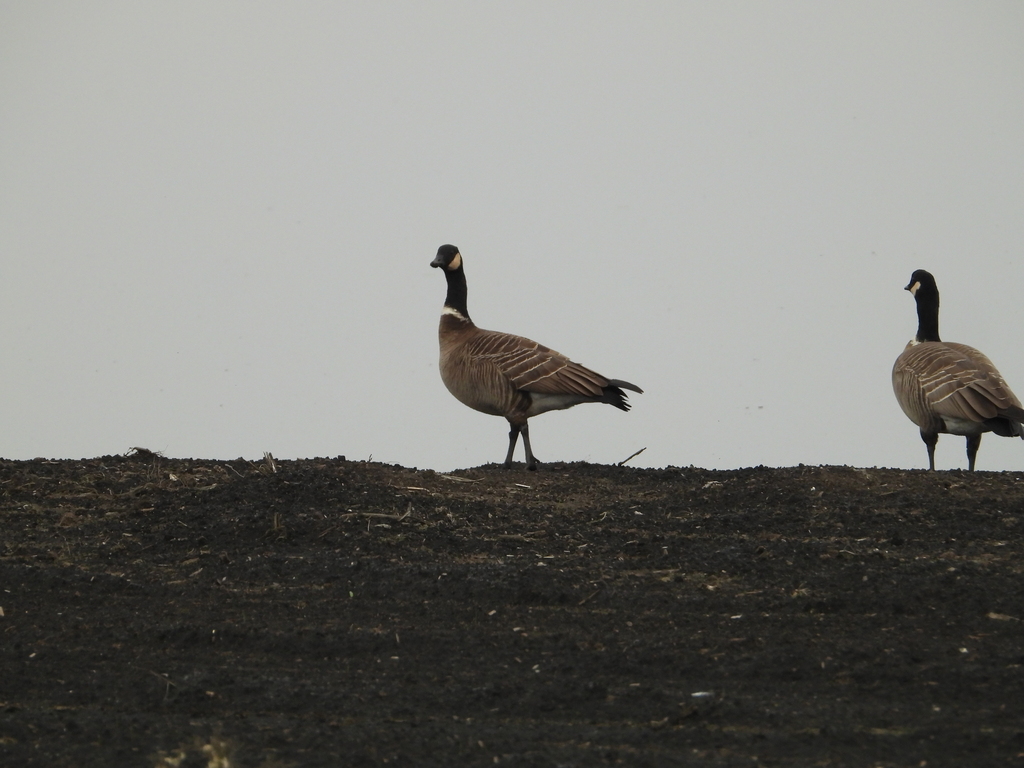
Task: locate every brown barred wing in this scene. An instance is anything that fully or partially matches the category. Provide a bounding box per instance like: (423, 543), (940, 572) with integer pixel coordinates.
(894, 341), (1023, 427)
(464, 329), (610, 397)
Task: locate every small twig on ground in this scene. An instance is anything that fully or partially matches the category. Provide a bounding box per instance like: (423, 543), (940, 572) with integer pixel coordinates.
(146, 669), (177, 700)
(439, 475), (479, 483)
(341, 509), (412, 522)
(618, 447), (646, 466)
(264, 512), (287, 540)
(497, 531), (546, 541)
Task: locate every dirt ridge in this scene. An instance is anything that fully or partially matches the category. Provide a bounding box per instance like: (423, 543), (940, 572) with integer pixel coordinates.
(2, 455), (1023, 766)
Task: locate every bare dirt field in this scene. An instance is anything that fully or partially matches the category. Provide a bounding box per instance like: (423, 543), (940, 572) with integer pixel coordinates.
(2, 452), (1023, 767)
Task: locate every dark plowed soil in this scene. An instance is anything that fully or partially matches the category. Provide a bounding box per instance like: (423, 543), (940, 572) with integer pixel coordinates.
(2, 452), (1024, 767)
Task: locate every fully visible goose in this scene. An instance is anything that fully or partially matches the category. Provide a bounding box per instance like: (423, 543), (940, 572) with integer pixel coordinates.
(892, 269), (1024, 470)
(430, 244), (642, 470)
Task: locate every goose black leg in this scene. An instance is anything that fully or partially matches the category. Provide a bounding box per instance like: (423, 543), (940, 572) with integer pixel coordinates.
(966, 434), (982, 472)
(503, 422), (539, 470)
(503, 423), (520, 469)
(921, 431), (938, 471)
(521, 422), (538, 471)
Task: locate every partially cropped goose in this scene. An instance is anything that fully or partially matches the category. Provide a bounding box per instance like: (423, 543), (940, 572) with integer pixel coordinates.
(892, 269), (1024, 470)
(430, 244), (642, 470)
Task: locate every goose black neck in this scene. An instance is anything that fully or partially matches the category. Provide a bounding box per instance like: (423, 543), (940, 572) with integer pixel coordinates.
(443, 264), (471, 321)
(914, 288), (941, 342)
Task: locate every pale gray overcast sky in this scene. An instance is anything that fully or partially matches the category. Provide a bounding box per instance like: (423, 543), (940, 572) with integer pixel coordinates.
(2, 3), (1024, 472)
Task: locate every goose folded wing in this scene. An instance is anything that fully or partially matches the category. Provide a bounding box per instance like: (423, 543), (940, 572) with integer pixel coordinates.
(946, 343), (1024, 410)
(915, 346), (1018, 421)
(466, 331), (607, 397)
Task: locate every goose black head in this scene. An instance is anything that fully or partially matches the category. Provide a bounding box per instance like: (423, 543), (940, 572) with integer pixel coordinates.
(906, 269), (938, 299)
(431, 244), (462, 271)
